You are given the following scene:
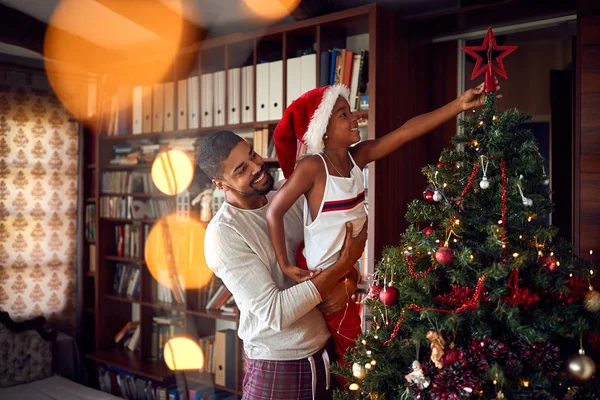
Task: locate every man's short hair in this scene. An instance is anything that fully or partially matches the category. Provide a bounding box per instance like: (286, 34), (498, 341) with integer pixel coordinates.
(197, 130), (244, 179)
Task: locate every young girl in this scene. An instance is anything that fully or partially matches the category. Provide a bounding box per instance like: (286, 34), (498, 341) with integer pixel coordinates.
(267, 80), (499, 364)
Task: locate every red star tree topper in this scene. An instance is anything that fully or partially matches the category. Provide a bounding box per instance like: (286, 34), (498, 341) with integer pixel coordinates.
(462, 27), (518, 92)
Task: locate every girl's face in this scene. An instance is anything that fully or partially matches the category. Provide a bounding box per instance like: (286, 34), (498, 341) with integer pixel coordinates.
(324, 96), (360, 150)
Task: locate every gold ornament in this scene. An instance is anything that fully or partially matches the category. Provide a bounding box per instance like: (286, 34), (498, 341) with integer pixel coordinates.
(567, 349), (596, 381)
(426, 330), (446, 369)
(583, 289), (600, 313)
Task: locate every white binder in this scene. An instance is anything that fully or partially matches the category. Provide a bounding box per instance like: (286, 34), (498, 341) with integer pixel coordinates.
(301, 53), (317, 93)
(268, 60), (283, 120)
(163, 82), (174, 132)
(214, 70), (226, 126)
(177, 79), (187, 130)
(241, 65), (254, 123)
(132, 86), (142, 135)
(187, 76), (199, 129)
(201, 73), (214, 128)
(151, 83), (164, 133)
(256, 63), (270, 122)
(286, 57), (302, 107)
(142, 85), (152, 133)
(227, 68), (241, 125)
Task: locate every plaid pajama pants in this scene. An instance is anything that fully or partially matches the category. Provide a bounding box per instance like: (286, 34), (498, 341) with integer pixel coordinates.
(241, 345), (333, 400)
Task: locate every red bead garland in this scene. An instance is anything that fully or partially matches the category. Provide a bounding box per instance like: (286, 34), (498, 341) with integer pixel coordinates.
(407, 255), (436, 279)
(383, 313), (405, 346)
(461, 162), (480, 197)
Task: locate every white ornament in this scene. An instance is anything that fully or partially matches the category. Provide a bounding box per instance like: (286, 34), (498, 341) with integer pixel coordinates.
(405, 361), (430, 389)
(479, 176), (490, 189)
(517, 176), (532, 207)
(433, 190), (442, 202)
(542, 165), (550, 186)
(479, 156), (490, 189)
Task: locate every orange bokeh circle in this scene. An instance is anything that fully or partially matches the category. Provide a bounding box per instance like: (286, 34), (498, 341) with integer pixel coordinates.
(242, 0), (300, 21)
(145, 213), (213, 292)
(44, 0), (185, 120)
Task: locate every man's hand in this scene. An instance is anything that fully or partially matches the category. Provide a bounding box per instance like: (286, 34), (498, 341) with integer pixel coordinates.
(459, 77), (502, 111)
(338, 219), (368, 271)
(281, 264), (321, 283)
(318, 275), (357, 315)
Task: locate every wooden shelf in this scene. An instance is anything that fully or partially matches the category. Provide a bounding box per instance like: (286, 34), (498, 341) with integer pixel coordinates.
(86, 271), (95, 277)
(104, 163), (153, 170)
(105, 294), (140, 304)
(86, 197), (96, 202)
(86, 164), (96, 169)
(142, 301), (186, 313)
(86, 239), (96, 244)
(263, 158), (279, 164)
(101, 217), (158, 223)
(87, 349), (173, 382)
(142, 302), (239, 321)
(100, 192), (170, 198)
(104, 255), (146, 264)
(102, 121), (281, 142)
(187, 308), (239, 322)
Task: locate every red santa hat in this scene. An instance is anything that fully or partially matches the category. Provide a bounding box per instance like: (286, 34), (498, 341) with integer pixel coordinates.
(273, 84), (350, 179)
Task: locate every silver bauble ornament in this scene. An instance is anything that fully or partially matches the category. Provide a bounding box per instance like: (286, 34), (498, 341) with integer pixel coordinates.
(479, 176), (490, 189)
(583, 290), (600, 313)
(543, 177), (550, 186)
(522, 197), (533, 206)
(433, 190), (442, 202)
(567, 349), (596, 381)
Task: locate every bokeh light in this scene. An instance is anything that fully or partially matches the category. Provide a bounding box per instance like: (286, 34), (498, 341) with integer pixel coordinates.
(44, 0), (186, 121)
(164, 337), (204, 370)
(242, 0), (300, 21)
(151, 150), (194, 195)
(145, 214), (213, 292)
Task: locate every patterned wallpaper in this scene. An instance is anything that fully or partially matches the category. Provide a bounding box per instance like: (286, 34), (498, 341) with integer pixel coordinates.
(0, 85), (78, 334)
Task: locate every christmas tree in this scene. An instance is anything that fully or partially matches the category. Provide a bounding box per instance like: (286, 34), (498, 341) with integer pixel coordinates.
(334, 28), (600, 400)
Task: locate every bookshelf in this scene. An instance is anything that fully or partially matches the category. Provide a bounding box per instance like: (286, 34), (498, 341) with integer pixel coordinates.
(82, 4), (424, 398)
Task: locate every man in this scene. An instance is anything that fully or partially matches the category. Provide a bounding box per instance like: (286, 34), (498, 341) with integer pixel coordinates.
(198, 131), (366, 400)
(199, 130), (366, 400)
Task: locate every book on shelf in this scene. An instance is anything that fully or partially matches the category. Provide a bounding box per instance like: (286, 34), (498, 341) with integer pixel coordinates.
(85, 204), (96, 240)
(89, 244), (96, 272)
(101, 171), (159, 194)
(109, 140), (197, 165)
(151, 315), (185, 361)
(321, 48), (369, 111)
(113, 321), (141, 351)
(114, 223), (150, 259)
(100, 196), (174, 219)
(113, 263), (141, 298)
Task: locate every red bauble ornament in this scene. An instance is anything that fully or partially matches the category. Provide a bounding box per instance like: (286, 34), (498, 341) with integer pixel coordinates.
(437, 162), (445, 169)
(435, 247), (454, 265)
(423, 190), (435, 203)
(462, 27), (518, 92)
(379, 286), (399, 306)
(538, 254), (558, 272)
(368, 283), (383, 300)
(423, 226), (434, 237)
